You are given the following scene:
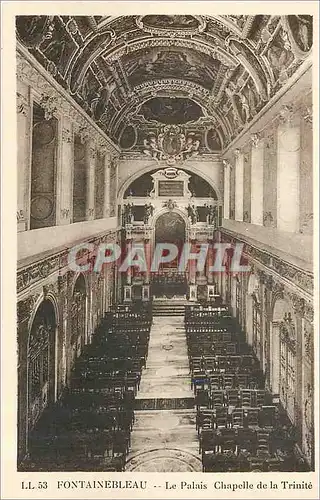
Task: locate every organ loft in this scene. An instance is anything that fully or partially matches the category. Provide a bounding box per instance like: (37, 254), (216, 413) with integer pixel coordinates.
(15, 14), (314, 473)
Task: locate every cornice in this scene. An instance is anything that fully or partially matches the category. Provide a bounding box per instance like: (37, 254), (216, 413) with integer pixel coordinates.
(16, 42), (120, 156)
(220, 227), (313, 301)
(222, 55), (312, 157)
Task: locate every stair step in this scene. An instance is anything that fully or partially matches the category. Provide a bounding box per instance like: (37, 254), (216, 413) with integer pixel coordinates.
(152, 300), (187, 317)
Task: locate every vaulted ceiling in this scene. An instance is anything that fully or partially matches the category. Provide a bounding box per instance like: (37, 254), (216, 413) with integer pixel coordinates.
(16, 15), (312, 152)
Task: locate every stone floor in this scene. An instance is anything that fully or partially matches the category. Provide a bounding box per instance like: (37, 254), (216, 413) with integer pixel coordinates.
(126, 316), (201, 472)
(137, 316), (194, 399)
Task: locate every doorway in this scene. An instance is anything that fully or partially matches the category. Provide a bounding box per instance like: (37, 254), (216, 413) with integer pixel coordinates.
(152, 211), (187, 298)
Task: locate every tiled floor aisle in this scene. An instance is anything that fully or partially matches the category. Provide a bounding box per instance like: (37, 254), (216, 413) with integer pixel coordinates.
(137, 316), (194, 399)
(125, 316), (202, 472)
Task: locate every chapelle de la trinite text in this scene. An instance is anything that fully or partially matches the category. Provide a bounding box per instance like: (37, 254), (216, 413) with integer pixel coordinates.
(21, 479), (313, 491)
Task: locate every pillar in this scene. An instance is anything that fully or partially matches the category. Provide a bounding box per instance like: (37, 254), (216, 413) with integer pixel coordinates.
(103, 152), (111, 218)
(144, 237), (152, 285)
(223, 160), (231, 219)
(277, 109), (300, 232)
(207, 240), (214, 285)
(299, 106), (313, 234)
(234, 149), (244, 222)
(57, 117), (73, 225)
(243, 148), (251, 222)
(17, 82), (31, 232)
(251, 135), (264, 225)
(86, 139), (96, 221)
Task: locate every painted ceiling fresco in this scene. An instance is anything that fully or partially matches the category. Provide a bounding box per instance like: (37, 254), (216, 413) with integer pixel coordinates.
(16, 15), (313, 151)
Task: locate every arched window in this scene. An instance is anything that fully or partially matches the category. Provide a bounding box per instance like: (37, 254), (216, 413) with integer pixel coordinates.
(71, 275), (87, 363)
(28, 300), (56, 430)
(279, 312), (296, 422)
(252, 292), (261, 359)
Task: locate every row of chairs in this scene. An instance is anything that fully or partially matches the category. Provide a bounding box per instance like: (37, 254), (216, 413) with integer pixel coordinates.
(192, 373), (262, 393)
(22, 304), (152, 472)
(197, 406), (277, 433)
(197, 388), (272, 409)
(186, 299), (305, 472)
(185, 300), (279, 472)
(199, 427), (272, 455)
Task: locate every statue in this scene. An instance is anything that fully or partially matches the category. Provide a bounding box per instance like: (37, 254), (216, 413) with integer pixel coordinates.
(143, 202), (154, 224)
(208, 205), (217, 226)
(123, 203), (134, 225)
(143, 135), (163, 161)
(187, 204), (198, 224)
(239, 93), (250, 122)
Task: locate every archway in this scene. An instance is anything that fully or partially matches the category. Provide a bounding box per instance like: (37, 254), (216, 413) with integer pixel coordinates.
(271, 298), (296, 422)
(27, 299), (56, 434)
(246, 273), (260, 351)
(152, 211), (187, 298)
(71, 274), (87, 365)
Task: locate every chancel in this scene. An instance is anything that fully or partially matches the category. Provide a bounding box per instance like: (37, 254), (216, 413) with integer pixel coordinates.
(16, 14), (314, 473)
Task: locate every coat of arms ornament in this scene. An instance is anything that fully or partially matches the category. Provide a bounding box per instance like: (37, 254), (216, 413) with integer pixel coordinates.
(143, 125), (200, 166)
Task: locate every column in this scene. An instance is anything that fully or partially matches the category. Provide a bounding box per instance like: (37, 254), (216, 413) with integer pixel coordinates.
(223, 159), (231, 219)
(251, 134), (264, 225)
(144, 236), (152, 285)
(277, 108), (300, 232)
(187, 239), (197, 300)
(299, 106), (313, 234)
(292, 298), (304, 446)
(57, 116), (73, 225)
(234, 149), (244, 222)
(17, 82), (31, 232)
(301, 304), (314, 468)
(86, 139), (96, 221)
(103, 152), (111, 218)
(109, 156), (119, 217)
(207, 240), (214, 285)
(243, 148), (251, 222)
(124, 240), (132, 302)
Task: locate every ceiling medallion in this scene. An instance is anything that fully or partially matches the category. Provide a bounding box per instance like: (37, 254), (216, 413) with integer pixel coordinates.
(143, 125), (200, 166)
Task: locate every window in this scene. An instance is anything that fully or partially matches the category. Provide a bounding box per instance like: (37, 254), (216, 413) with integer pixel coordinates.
(279, 314), (296, 422)
(28, 302), (55, 430)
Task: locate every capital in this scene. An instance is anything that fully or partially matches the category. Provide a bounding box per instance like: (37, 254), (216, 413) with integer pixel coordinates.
(250, 133), (260, 148)
(222, 158), (231, 168)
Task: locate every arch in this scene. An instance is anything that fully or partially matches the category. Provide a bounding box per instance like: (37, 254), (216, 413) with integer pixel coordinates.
(273, 297), (292, 322)
(27, 299), (57, 435)
(245, 272), (261, 353)
(151, 209), (188, 297)
(70, 271), (89, 297)
(71, 273), (88, 361)
(151, 206), (189, 231)
(109, 83), (229, 137)
(271, 295), (297, 422)
(118, 163), (222, 203)
(28, 291), (59, 335)
(247, 272), (260, 296)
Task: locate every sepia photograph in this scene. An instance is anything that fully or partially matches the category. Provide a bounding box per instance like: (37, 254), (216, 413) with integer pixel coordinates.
(1, 2), (318, 498)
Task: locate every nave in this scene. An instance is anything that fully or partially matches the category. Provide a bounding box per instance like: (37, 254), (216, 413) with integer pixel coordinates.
(19, 299), (309, 473)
